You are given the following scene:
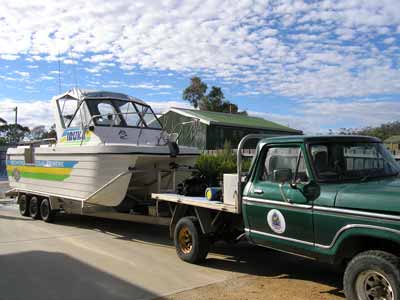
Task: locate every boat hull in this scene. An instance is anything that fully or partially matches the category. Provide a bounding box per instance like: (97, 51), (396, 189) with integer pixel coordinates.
(7, 147), (197, 206)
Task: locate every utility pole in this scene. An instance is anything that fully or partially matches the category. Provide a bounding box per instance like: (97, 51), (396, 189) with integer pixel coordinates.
(13, 106), (18, 144)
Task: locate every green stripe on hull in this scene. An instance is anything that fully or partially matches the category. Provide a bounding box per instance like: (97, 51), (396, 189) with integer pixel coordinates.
(7, 171), (69, 181)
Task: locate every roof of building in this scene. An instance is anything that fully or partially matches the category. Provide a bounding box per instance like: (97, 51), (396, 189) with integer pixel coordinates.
(168, 107), (301, 133)
(384, 135), (400, 144)
(261, 135), (381, 144)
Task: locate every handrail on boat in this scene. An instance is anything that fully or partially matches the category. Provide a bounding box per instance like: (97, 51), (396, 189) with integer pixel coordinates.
(18, 138), (57, 146)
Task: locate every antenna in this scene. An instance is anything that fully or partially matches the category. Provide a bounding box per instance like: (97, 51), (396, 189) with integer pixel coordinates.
(69, 48), (78, 88)
(57, 54), (62, 94)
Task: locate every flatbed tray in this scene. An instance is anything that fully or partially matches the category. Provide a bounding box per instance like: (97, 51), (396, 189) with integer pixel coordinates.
(151, 193), (239, 213)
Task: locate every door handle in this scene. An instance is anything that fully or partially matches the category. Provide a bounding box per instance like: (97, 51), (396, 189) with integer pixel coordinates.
(254, 189), (264, 194)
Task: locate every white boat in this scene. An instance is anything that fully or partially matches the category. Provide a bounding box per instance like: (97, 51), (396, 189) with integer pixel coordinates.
(6, 88), (199, 209)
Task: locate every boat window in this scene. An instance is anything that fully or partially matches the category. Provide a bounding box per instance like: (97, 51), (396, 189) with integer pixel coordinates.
(135, 103), (162, 129)
(86, 99), (162, 129)
(89, 100), (122, 126)
(68, 104), (91, 128)
(24, 147), (34, 165)
(58, 98), (79, 128)
(69, 107), (83, 128)
(115, 101), (141, 127)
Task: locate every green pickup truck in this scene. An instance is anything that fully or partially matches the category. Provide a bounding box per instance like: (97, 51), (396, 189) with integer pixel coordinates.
(154, 135), (400, 300)
(14, 133), (400, 300)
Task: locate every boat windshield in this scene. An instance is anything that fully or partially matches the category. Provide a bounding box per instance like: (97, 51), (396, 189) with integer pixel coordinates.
(86, 99), (162, 129)
(309, 142), (400, 182)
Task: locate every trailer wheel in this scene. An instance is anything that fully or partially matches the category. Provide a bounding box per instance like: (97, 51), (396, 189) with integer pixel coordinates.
(174, 216), (209, 264)
(18, 194), (30, 216)
(344, 250), (400, 300)
(40, 198), (55, 223)
(29, 196), (41, 220)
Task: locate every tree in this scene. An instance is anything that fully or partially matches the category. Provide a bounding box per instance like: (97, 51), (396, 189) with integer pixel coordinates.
(182, 77), (207, 108)
(0, 124), (30, 144)
(30, 124), (57, 140)
(200, 86), (224, 111)
(183, 77), (247, 114)
(31, 125), (48, 140)
(355, 121), (400, 140)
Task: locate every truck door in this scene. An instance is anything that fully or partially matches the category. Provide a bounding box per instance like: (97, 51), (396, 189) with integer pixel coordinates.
(243, 144), (315, 255)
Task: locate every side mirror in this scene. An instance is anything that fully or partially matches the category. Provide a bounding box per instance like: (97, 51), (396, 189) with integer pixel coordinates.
(292, 180), (320, 201)
(273, 168), (292, 183)
(302, 181), (320, 200)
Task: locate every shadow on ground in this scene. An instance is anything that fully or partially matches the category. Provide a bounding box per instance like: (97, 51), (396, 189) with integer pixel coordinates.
(0, 250), (157, 300)
(50, 214), (344, 298)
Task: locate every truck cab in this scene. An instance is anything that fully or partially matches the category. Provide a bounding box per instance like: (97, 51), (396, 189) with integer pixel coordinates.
(242, 135), (400, 300)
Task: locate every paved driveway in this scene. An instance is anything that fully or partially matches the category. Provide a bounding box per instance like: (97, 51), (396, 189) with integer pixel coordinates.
(0, 200), (343, 300)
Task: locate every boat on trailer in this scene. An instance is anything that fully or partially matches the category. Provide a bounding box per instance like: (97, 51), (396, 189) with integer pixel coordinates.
(6, 88), (199, 214)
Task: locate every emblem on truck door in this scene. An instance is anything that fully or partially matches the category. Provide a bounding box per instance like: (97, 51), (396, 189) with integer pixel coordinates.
(267, 209), (286, 234)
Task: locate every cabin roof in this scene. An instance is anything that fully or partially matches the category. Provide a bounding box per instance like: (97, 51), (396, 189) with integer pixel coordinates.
(52, 88), (147, 105)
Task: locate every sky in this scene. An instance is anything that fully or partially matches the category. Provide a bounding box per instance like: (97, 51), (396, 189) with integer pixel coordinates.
(0, 0), (400, 133)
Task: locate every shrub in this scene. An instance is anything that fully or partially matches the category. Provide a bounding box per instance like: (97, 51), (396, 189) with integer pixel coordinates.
(194, 142), (254, 186)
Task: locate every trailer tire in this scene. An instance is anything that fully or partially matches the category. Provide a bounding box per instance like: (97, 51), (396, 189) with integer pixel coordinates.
(343, 250), (400, 300)
(29, 196), (41, 220)
(19, 194), (30, 216)
(40, 198), (55, 223)
(174, 216), (209, 264)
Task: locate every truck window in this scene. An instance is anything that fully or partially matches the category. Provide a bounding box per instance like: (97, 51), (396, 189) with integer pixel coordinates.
(310, 142), (400, 182)
(260, 146), (308, 183)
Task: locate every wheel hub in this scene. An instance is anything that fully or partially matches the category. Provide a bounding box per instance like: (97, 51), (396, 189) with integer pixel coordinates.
(42, 204), (48, 217)
(356, 270), (394, 300)
(178, 226), (193, 254)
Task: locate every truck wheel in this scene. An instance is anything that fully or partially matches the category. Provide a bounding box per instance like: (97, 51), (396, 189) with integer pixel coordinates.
(29, 196), (41, 220)
(18, 194), (30, 216)
(174, 216), (209, 264)
(344, 250), (400, 300)
(40, 198), (55, 223)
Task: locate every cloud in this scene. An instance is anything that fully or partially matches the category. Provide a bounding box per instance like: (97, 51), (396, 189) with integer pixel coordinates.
(39, 75), (55, 81)
(146, 100), (191, 114)
(0, 99), (54, 128)
(128, 83), (173, 90)
(14, 71), (30, 77)
(250, 99), (400, 134)
(0, 54), (19, 60)
(0, 0), (399, 100)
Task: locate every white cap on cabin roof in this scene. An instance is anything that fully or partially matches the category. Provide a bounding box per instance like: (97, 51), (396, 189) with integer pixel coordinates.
(51, 87), (147, 105)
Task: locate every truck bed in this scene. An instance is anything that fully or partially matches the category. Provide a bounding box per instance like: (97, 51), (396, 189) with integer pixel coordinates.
(151, 193), (239, 213)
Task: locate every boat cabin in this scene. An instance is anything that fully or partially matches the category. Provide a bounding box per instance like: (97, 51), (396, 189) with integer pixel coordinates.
(53, 89), (166, 146)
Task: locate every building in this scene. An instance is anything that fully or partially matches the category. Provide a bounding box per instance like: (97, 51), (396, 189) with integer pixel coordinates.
(159, 107), (302, 150)
(385, 135), (400, 158)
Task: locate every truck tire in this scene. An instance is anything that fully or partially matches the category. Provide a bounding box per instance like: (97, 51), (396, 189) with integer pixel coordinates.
(40, 198), (55, 223)
(344, 250), (400, 300)
(29, 196), (41, 220)
(19, 194), (30, 216)
(174, 216), (210, 264)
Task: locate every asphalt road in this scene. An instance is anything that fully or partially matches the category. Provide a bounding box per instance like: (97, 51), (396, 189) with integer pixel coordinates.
(0, 200), (345, 300)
